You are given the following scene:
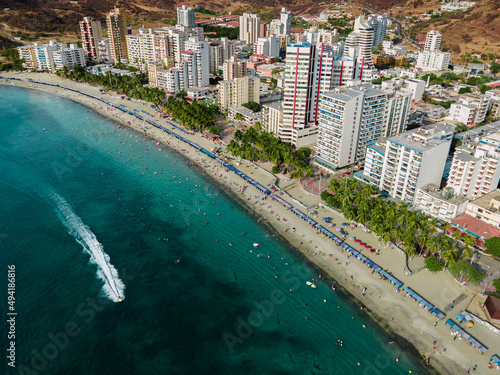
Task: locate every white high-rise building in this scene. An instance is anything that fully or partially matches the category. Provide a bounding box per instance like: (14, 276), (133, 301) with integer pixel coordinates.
(254, 35), (280, 58)
(364, 123), (454, 204)
(97, 38), (112, 62)
(177, 5), (195, 28)
(384, 89), (412, 137)
(52, 44), (87, 71)
(280, 7), (292, 36)
(18, 40), (85, 72)
(447, 94), (490, 126)
(239, 13), (261, 45)
(447, 131), (500, 199)
(278, 33), (375, 147)
(345, 15), (375, 68)
(315, 84), (388, 171)
(79, 17), (103, 59)
(367, 14), (388, 48)
(416, 50), (451, 71)
(106, 6), (128, 63)
(424, 30), (442, 52)
(208, 42), (223, 75)
(184, 37), (209, 87)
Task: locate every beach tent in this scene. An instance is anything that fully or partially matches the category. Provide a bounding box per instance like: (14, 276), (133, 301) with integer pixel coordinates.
(491, 355), (500, 366)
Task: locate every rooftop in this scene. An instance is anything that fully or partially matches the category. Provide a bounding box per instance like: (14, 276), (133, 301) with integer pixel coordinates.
(419, 184), (469, 205)
(468, 189), (500, 211)
(452, 213), (500, 239)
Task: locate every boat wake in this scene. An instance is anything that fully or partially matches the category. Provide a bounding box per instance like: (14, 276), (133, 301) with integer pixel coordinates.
(50, 192), (125, 302)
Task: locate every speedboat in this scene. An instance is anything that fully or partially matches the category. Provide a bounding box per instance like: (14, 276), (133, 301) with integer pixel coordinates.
(253, 243), (259, 247)
(306, 281), (312, 286)
(331, 285), (336, 291)
(118, 296), (122, 302)
(310, 284), (317, 288)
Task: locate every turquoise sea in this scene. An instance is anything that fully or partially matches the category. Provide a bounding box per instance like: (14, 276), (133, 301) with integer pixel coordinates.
(0, 85), (435, 375)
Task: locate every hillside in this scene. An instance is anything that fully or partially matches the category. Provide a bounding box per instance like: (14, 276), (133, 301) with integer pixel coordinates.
(0, 0), (498, 60)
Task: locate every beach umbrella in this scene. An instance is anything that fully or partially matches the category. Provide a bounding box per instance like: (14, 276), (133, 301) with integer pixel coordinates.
(342, 223), (348, 226)
(359, 242), (365, 246)
(364, 245), (370, 248)
(350, 223), (356, 228)
(349, 236), (355, 241)
(336, 228), (342, 232)
(355, 239), (360, 243)
(329, 254), (334, 258)
(370, 249), (375, 253)
(328, 223), (334, 227)
(321, 217), (326, 220)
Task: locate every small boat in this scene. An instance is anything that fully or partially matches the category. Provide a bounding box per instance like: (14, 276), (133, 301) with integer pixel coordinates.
(253, 243), (259, 247)
(118, 296), (122, 302)
(331, 285), (336, 291)
(310, 284), (317, 289)
(306, 281), (312, 286)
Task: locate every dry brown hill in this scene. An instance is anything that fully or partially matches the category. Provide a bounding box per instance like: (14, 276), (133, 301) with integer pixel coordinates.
(0, 0), (498, 60)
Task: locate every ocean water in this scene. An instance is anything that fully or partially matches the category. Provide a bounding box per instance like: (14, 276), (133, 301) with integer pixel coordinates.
(0, 85), (435, 375)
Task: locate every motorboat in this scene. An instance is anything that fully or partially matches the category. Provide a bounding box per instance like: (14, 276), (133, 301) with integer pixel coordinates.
(253, 243), (259, 247)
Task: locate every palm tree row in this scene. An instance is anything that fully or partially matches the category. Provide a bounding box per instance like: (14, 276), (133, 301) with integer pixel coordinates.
(164, 96), (219, 132)
(56, 65), (165, 105)
(321, 177), (476, 266)
(226, 127), (313, 179)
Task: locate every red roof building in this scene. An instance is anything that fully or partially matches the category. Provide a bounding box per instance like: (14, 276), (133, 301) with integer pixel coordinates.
(484, 295), (500, 324)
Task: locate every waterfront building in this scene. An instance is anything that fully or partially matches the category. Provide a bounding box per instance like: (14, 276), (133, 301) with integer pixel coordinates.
(447, 131), (500, 199)
(367, 14), (387, 48)
(106, 6), (128, 63)
(263, 102), (283, 135)
(446, 94), (490, 126)
(315, 84), (388, 171)
(218, 76), (260, 110)
(364, 123), (454, 204)
(79, 17), (103, 59)
(414, 184), (468, 221)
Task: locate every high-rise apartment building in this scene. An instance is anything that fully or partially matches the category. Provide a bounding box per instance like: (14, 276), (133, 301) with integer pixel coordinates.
(218, 76), (260, 110)
(367, 14), (387, 48)
(280, 7), (292, 36)
(239, 13), (261, 45)
(126, 28), (171, 71)
(364, 123), (454, 204)
(184, 37), (209, 87)
(177, 5), (195, 28)
(315, 84), (388, 171)
(106, 6), (128, 63)
(344, 15), (375, 68)
(447, 131), (500, 200)
(223, 56), (247, 81)
(447, 94), (490, 126)
(18, 40), (86, 72)
(79, 17), (103, 59)
(254, 35), (280, 58)
(424, 30), (442, 52)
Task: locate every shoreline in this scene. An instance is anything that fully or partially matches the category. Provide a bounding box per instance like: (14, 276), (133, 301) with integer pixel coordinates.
(2, 72), (498, 375)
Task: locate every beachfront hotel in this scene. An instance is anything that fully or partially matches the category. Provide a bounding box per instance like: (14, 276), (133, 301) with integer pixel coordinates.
(17, 40), (86, 72)
(447, 130), (500, 200)
(315, 84), (388, 171)
(106, 6), (128, 63)
(364, 123), (455, 204)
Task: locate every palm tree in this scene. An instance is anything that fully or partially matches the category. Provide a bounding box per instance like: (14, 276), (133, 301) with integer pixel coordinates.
(360, 183), (377, 198)
(329, 179), (341, 193)
(462, 245), (475, 264)
(391, 227), (404, 244)
(417, 231), (430, 251)
(340, 190), (354, 207)
(342, 206), (357, 221)
(452, 230), (463, 244)
(426, 236), (441, 255)
(441, 247), (458, 266)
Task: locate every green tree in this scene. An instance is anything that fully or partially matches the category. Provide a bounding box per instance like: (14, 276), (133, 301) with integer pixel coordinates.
(447, 260), (485, 285)
(493, 278), (500, 291)
(458, 86), (472, 94)
(425, 257), (444, 272)
(484, 236), (500, 256)
(241, 101), (260, 113)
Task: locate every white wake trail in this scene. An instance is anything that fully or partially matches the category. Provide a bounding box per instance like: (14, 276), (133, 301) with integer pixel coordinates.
(50, 192), (125, 302)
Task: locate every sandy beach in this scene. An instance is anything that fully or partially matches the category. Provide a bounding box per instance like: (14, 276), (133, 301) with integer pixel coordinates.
(2, 71), (500, 375)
